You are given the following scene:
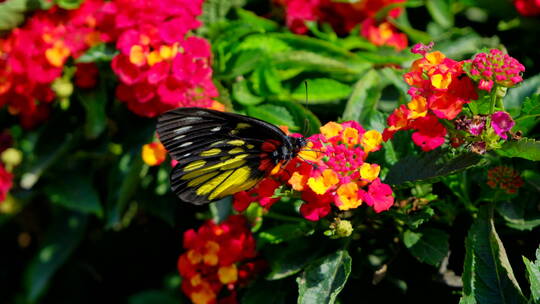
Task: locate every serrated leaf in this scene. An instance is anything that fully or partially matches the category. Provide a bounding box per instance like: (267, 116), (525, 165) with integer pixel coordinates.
(496, 138), (540, 161)
(232, 79), (264, 106)
(246, 104), (296, 129)
(0, 0), (27, 31)
(403, 228), (449, 266)
(384, 149), (484, 186)
(505, 74), (540, 113)
(522, 246), (540, 302)
(496, 200), (540, 231)
(297, 250), (351, 304)
(291, 78), (352, 104)
(45, 174), (102, 216)
(265, 239), (325, 280)
(460, 206), (527, 304)
(272, 50), (371, 80)
(24, 209), (88, 303)
(514, 94), (540, 135)
(342, 69), (381, 124)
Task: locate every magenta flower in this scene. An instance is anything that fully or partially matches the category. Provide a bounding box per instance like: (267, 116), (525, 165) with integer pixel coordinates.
(491, 111), (515, 140)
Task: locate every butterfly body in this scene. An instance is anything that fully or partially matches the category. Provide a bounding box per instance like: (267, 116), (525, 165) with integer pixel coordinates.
(157, 107), (306, 205)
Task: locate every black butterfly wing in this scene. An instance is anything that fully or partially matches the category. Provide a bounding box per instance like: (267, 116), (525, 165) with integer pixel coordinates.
(157, 107), (293, 205)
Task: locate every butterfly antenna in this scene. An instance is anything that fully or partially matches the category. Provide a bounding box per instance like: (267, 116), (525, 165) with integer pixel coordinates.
(302, 81), (311, 135)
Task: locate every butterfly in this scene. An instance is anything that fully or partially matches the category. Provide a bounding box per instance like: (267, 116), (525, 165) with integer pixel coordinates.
(156, 107), (307, 205)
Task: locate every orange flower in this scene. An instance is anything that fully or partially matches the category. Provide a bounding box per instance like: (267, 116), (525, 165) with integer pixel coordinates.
(141, 142), (167, 166)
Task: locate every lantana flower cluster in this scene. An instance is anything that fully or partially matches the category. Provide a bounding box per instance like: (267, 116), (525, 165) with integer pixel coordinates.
(178, 215), (265, 304)
(275, 0), (407, 50)
(383, 44), (524, 153)
(466, 49), (525, 92)
(234, 121), (394, 221)
(0, 0), (106, 127)
(513, 0), (540, 16)
(106, 0), (221, 117)
(486, 166), (524, 194)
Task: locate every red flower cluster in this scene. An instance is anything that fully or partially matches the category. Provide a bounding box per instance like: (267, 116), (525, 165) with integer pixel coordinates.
(514, 0), (540, 16)
(383, 44), (478, 151)
(105, 0), (221, 117)
(234, 121), (394, 221)
(0, 0), (106, 127)
(275, 0), (406, 38)
(178, 215), (265, 304)
(361, 18), (408, 51)
(467, 49), (525, 92)
(487, 166), (524, 194)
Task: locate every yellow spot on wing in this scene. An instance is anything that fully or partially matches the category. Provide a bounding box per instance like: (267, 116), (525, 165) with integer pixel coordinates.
(181, 154), (248, 180)
(227, 140), (245, 146)
(236, 123), (251, 129)
(209, 166), (253, 200)
(247, 144), (255, 149)
(229, 148), (244, 154)
(187, 171), (219, 187)
(200, 148), (221, 157)
(184, 160), (206, 171)
(196, 171), (232, 196)
(210, 140), (225, 147)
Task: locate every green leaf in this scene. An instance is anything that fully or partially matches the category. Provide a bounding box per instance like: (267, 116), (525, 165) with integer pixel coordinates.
(522, 246), (540, 302)
(390, 207), (435, 229)
(270, 99), (321, 135)
(384, 149), (484, 186)
(223, 49), (264, 78)
(496, 200), (540, 231)
(272, 50), (371, 80)
(291, 78), (352, 104)
(209, 197), (232, 224)
(258, 223), (314, 245)
(0, 0), (27, 31)
(257, 64), (283, 96)
(128, 290), (180, 304)
(45, 174), (102, 216)
(514, 94), (540, 135)
(76, 44), (118, 63)
(496, 138), (540, 161)
(232, 79), (264, 106)
(271, 33), (358, 62)
(379, 67), (409, 98)
(266, 240), (325, 280)
(78, 82), (108, 140)
(24, 209), (88, 303)
(56, 0), (83, 9)
(234, 8), (279, 32)
(403, 228), (449, 266)
(297, 250), (351, 304)
(460, 206), (527, 304)
(106, 150), (146, 229)
(342, 69), (382, 124)
(246, 104), (296, 130)
(426, 0), (454, 29)
(199, 0), (246, 29)
(505, 74), (540, 113)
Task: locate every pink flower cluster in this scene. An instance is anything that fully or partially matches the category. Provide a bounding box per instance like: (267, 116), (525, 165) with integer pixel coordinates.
(468, 49), (525, 92)
(0, 0), (106, 127)
(106, 0), (221, 117)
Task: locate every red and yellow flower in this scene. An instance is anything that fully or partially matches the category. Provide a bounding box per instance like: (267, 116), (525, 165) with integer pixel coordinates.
(178, 215), (265, 304)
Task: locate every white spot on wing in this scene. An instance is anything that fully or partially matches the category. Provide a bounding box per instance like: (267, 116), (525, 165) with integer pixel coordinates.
(182, 117), (202, 122)
(174, 126), (192, 134)
(211, 126), (221, 132)
(183, 153), (191, 157)
(180, 142), (192, 147)
(174, 134), (186, 140)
